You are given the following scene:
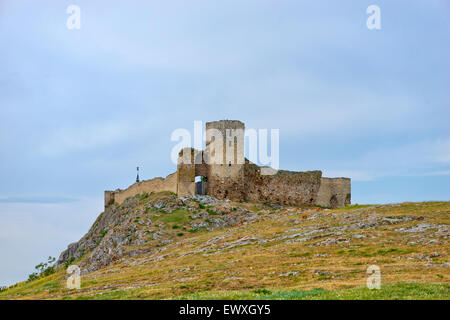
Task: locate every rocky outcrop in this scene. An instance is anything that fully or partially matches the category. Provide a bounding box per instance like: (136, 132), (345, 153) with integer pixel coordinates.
(56, 192), (275, 274)
(56, 200), (128, 268)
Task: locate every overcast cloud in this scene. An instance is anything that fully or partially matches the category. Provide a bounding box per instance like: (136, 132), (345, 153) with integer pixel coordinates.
(0, 0), (449, 286)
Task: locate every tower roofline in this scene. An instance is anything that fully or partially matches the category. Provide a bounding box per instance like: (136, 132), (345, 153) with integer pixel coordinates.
(206, 120), (245, 126)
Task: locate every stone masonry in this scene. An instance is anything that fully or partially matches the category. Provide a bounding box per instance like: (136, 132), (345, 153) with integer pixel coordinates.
(105, 120), (351, 208)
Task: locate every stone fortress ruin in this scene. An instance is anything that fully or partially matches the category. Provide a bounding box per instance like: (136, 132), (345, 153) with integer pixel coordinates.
(105, 120), (351, 209)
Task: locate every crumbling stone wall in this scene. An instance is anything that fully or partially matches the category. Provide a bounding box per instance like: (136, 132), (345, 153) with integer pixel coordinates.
(105, 172), (177, 208)
(175, 154), (324, 206)
(316, 177), (351, 208)
(244, 163), (322, 206)
(176, 148), (207, 197)
(105, 120), (351, 208)
(104, 191), (115, 208)
(206, 164), (246, 201)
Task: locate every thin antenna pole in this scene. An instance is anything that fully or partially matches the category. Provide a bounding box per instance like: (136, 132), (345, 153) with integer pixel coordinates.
(136, 166), (140, 183)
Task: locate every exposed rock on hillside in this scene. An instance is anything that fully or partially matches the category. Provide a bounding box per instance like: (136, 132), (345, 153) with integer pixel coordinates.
(57, 193), (450, 277)
(56, 192), (272, 274)
(3, 199), (449, 300)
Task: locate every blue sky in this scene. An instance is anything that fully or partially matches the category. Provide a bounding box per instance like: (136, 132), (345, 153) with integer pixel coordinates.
(0, 0), (449, 286)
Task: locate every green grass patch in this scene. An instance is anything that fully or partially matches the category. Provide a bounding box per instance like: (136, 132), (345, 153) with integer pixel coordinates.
(335, 204), (374, 210)
(154, 209), (189, 226)
(174, 282), (449, 300)
(189, 227), (207, 233)
(288, 252), (310, 257)
(338, 247), (411, 257)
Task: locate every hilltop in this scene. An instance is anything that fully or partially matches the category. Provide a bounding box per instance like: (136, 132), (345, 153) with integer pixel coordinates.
(1, 192), (449, 300)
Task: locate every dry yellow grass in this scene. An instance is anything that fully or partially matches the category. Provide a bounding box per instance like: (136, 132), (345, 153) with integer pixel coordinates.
(1, 200), (449, 300)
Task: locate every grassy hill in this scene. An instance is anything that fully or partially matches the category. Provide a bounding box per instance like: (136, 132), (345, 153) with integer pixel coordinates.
(1, 192), (449, 300)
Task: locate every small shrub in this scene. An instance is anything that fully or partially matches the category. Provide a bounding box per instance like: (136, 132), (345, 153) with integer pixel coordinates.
(28, 273), (38, 281)
(177, 232), (184, 237)
(64, 257), (76, 268)
(139, 193), (149, 201)
(28, 256), (56, 282)
(252, 289), (272, 295)
(189, 227), (207, 233)
(376, 248), (404, 255)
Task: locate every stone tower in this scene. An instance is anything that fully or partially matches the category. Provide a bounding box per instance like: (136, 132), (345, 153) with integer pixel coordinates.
(175, 120), (246, 199)
(107, 119), (351, 208)
(205, 120), (246, 200)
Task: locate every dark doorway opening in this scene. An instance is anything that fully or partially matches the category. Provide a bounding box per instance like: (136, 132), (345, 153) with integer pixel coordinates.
(195, 176), (207, 195)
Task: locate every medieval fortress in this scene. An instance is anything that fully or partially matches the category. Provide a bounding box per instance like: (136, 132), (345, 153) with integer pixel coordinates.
(105, 120), (351, 209)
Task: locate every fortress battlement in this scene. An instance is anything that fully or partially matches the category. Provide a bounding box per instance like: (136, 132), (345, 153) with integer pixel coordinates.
(105, 120), (350, 208)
